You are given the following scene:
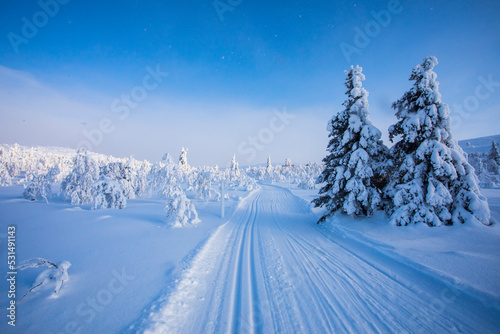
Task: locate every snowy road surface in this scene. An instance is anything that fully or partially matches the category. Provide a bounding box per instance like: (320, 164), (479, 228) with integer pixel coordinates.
(140, 185), (500, 334)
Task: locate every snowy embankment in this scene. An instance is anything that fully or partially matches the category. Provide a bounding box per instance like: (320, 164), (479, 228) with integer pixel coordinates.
(0, 184), (251, 334)
(286, 182), (500, 302)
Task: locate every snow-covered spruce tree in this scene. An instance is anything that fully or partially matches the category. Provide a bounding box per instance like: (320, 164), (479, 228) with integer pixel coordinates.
(93, 176), (127, 209)
(23, 166), (60, 203)
(487, 141), (500, 174)
(266, 155), (274, 180)
(230, 154), (240, 180)
(266, 155), (272, 170)
(313, 65), (389, 222)
(386, 56), (490, 226)
(61, 149), (100, 205)
(179, 147), (190, 173)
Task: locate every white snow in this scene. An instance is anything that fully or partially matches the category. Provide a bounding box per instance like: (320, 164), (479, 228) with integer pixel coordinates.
(0, 162), (499, 333)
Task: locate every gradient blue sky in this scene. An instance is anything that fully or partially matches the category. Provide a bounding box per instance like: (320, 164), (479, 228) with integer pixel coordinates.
(1, 0), (499, 166)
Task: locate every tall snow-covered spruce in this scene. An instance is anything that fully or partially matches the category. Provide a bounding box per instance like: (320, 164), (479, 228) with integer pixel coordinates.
(386, 56), (491, 226)
(313, 65), (388, 222)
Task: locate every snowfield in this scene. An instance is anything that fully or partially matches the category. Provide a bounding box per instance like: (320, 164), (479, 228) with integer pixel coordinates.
(1, 183), (500, 333)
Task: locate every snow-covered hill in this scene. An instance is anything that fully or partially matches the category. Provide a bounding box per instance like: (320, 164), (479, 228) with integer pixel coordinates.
(458, 134), (500, 154)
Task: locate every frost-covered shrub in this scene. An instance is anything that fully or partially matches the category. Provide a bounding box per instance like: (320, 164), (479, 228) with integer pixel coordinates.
(313, 65), (389, 221)
(165, 188), (200, 227)
(129, 158), (151, 197)
(0, 162), (12, 186)
(192, 167), (219, 201)
(23, 167), (60, 202)
(467, 146), (500, 189)
(385, 56), (490, 226)
(298, 176), (316, 190)
(245, 161), (321, 188)
(100, 161), (135, 199)
(93, 176), (127, 209)
(149, 154), (184, 199)
(61, 149), (100, 205)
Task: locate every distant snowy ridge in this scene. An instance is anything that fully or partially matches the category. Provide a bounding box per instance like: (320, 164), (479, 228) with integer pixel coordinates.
(458, 134), (500, 154)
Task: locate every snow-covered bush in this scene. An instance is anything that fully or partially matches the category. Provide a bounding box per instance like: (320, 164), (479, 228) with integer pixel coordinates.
(61, 149), (100, 205)
(148, 154), (184, 199)
(100, 161), (135, 199)
(192, 167), (219, 201)
(23, 166), (60, 202)
(313, 65), (389, 222)
(93, 176), (127, 209)
(298, 176), (316, 190)
(385, 56), (490, 226)
(245, 161), (321, 187)
(16, 258), (71, 301)
(165, 188), (200, 227)
(128, 158), (151, 197)
(0, 162), (12, 186)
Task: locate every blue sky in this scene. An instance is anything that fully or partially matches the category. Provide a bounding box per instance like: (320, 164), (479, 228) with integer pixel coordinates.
(1, 0), (499, 166)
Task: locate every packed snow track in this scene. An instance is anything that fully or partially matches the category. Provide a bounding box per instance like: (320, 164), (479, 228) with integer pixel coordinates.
(140, 185), (500, 334)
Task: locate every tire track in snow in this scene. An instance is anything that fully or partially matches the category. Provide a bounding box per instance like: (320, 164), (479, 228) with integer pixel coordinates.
(228, 193), (262, 333)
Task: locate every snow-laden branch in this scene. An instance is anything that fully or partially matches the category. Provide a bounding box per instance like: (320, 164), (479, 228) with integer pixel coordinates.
(16, 258), (71, 302)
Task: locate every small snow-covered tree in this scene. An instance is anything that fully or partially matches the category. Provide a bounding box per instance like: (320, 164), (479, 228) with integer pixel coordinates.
(284, 158), (292, 168)
(298, 176), (316, 190)
(100, 161), (135, 199)
(130, 159), (151, 197)
(487, 141), (500, 174)
(61, 149), (100, 205)
(489, 141), (500, 164)
(23, 166), (60, 203)
(165, 188), (200, 227)
(193, 167), (218, 201)
(93, 176), (127, 209)
(230, 154), (240, 180)
(313, 65), (388, 222)
(179, 147), (190, 173)
(6, 144), (21, 179)
(386, 56), (490, 226)
(149, 154), (184, 199)
(0, 162), (12, 186)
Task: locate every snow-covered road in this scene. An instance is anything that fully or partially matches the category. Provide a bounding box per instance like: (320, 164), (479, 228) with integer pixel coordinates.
(140, 185), (500, 334)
